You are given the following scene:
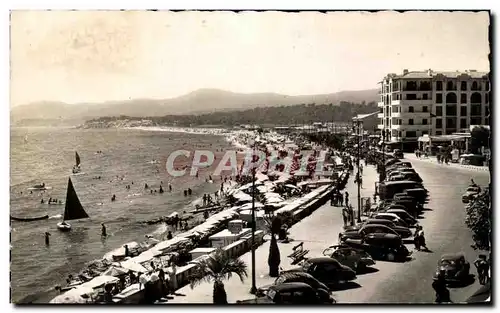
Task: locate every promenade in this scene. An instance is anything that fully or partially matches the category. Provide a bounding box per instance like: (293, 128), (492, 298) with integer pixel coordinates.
(404, 154), (489, 172)
(168, 164), (380, 303)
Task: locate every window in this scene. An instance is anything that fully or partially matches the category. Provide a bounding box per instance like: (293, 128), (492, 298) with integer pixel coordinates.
(447, 118), (456, 128)
(436, 106), (443, 116)
(436, 93), (443, 103)
(406, 94), (417, 100)
(422, 93), (428, 100)
(409, 106), (414, 113)
(485, 106), (490, 117)
(409, 119), (414, 125)
(485, 93), (489, 104)
(486, 81), (490, 91)
(423, 106), (428, 112)
(436, 119), (443, 128)
(460, 118), (467, 129)
(446, 81), (455, 90)
(460, 93), (467, 104)
(471, 105), (482, 116)
(446, 105), (457, 116)
(436, 81), (443, 91)
(471, 92), (482, 104)
(422, 119), (428, 125)
(460, 106), (467, 116)
(485, 117), (490, 125)
(406, 131), (417, 138)
(422, 130), (428, 135)
(461, 81), (467, 91)
(470, 117), (482, 125)
(446, 93), (457, 104)
(472, 81), (480, 91)
(435, 130), (442, 135)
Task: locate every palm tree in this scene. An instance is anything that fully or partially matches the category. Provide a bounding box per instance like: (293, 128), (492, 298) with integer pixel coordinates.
(189, 248), (248, 304)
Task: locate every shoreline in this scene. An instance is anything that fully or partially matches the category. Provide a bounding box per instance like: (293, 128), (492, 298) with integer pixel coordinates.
(44, 130), (339, 304)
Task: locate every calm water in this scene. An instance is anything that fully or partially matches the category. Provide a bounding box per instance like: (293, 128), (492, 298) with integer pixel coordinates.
(10, 127), (234, 303)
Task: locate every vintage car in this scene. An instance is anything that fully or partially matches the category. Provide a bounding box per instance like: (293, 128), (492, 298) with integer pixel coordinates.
(283, 257), (356, 287)
(377, 181), (425, 201)
(433, 253), (471, 283)
(462, 186), (481, 204)
(385, 158), (401, 167)
(237, 282), (336, 304)
(255, 272), (330, 298)
(371, 213), (410, 228)
(340, 224), (401, 242)
(393, 149), (404, 159)
(322, 245), (375, 272)
(381, 208), (418, 226)
(343, 219), (412, 239)
(344, 233), (412, 262)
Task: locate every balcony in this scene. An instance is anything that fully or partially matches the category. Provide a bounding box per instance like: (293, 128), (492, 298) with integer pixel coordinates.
(377, 113), (384, 118)
(400, 99), (433, 105)
(399, 110), (431, 117)
(378, 101), (384, 107)
(392, 124), (428, 131)
(391, 100), (401, 105)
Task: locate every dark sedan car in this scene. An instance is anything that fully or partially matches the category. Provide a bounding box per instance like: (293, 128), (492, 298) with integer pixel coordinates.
(237, 282), (336, 304)
(256, 272), (330, 298)
(323, 245), (375, 272)
(283, 257), (356, 287)
(343, 220), (411, 239)
(433, 253), (471, 283)
(344, 233), (412, 262)
(381, 208), (418, 226)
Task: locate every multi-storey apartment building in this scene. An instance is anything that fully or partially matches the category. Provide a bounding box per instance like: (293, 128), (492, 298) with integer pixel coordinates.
(378, 69), (490, 145)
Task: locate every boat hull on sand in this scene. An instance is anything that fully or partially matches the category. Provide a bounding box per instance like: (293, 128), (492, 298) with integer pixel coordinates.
(10, 215), (49, 222)
(27, 187), (52, 191)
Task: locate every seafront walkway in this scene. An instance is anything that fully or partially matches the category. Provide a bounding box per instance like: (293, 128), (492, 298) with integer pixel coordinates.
(167, 164), (380, 303)
(404, 154), (489, 172)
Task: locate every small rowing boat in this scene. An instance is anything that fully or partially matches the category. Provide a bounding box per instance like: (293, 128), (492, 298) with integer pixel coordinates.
(10, 215), (49, 222)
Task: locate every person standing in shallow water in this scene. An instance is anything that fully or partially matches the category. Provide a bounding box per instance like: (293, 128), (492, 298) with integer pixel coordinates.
(101, 223), (107, 237)
(44, 232), (51, 246)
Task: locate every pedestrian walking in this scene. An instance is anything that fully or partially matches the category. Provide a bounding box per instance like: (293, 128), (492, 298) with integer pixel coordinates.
(345, 192), (349, 207)
(474, 254), (489, 285)
(342, 207), (348, 226)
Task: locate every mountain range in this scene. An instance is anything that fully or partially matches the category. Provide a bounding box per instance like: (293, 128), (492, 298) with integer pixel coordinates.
(11, 88), (379, 125)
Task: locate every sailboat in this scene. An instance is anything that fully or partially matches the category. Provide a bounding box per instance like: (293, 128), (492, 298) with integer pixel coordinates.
(72, 151), (81, 174)
(57, 177), (89, 231)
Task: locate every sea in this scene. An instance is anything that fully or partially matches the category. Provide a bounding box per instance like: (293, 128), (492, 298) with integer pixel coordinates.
(10, 126), (237, 303)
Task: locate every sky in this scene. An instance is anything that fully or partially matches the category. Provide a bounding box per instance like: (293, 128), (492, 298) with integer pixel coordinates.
(10, 10), (490, 106)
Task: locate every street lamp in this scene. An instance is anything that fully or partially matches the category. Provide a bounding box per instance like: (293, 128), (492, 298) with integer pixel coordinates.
(356, 119), (362, 224)
(249, 139), (257, 295)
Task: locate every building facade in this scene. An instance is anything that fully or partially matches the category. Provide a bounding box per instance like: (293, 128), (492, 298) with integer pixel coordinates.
(378, 69), (490, 143)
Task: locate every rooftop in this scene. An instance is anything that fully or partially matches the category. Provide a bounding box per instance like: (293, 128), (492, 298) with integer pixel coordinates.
(381, 69), (489, 82)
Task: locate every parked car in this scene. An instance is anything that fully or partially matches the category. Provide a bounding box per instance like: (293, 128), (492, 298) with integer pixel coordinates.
(344, 219), (412, 239)
(237, 282), (336, 304)
(381, 208), (418, 226)
(385, 159), (401, 167)
(433, 253), (471, 283)
(256, 272), (330, 297)
(462, 186), (481, 204)
(322, 245), (376, 272)
(371, 213), (409, 228)
(344, 233), (412, 262)
(340, 224), (400, 242)
(393, 149), (404, 159)
(378, 181), (424, 201)
(283, 257), (356, 287)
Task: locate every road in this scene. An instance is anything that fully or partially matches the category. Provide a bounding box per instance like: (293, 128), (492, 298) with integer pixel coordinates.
(167, 157), (490, 304)
(335, 157), (490, 303)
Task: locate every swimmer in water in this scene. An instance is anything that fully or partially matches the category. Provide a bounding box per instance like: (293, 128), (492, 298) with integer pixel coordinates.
(101, 223), (107, 237)
(45, 232), (51, 245)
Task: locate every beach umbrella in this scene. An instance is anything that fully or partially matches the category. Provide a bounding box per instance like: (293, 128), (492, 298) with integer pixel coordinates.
(102, 266), (128, 277)
(50, 293), (87, 304)
(120, 260), (148, 273)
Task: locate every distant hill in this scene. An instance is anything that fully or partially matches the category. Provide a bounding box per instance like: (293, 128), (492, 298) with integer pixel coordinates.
(10, 88), (379, 124)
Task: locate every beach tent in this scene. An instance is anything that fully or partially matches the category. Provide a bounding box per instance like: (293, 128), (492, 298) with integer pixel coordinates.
(120, 260), (148, 273)
(102, 266), (129, 277)
(77, 275), (119, 291)
(50, 287), (93, 304)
